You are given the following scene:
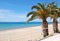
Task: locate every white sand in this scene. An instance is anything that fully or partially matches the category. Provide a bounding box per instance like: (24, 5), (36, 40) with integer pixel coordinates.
(0, 26), (44, 41)
(41, 33), (60, 41)
(41, 24), (60, 41)
(0, 24), (60, 41)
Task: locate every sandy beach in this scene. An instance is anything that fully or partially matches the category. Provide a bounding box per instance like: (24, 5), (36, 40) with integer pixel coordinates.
(0, 24), (60, 41)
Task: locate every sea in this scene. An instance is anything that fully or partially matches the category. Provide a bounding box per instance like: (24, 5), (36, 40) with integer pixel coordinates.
(0, 22), (54, 31)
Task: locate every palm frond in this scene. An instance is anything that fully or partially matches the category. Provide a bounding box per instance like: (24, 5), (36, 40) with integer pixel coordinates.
(47, 2), (57, 9)
(27, 13), (37, 22)
(31, 6), (40, 10)
(38, 3), (45, 12)
(27, 11), (35, 17)
(51, 2), (56, 5)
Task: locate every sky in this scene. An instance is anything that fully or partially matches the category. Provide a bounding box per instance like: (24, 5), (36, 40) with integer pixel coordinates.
(0, 0), (60, 22)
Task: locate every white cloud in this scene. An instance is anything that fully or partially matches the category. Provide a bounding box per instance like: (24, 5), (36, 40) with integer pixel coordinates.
(57, 18), (60, 22)
(47, 17), (53, 22)
(0, 9), (60, 22)
(0, 9), (27, 22)
(0, 9), (42, 22)
(47, 17), (60, 22)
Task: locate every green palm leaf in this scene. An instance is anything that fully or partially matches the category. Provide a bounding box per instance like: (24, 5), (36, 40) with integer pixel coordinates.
(31, 6), (40, 10)
(27, 11), (35, 17)
(38, 3), (45, 11)
(27, 13), (38, 22)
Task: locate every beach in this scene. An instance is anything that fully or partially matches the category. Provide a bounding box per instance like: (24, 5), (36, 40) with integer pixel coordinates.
(0, 24), (60, 41)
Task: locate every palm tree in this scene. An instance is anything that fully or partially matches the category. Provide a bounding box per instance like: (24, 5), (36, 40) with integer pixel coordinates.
(27, 3), (50, 37)
(48, 2), (59, 33)
(58, 8), (60, 17)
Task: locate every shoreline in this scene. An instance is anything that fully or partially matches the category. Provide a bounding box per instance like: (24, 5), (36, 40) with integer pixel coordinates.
(0, 23), (54, 32)
(0, 22), (55, 31)
(0, 25), (42, 32)
(0, 26), (42, 33)
(0, 24), (60, 41)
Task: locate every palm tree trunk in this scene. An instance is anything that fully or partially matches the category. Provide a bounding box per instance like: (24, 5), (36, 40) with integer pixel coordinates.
(42, 19), (48, 37)
(53, 19), (58, 33)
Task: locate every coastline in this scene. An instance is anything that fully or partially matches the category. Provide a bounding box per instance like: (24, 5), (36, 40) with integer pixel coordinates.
(0, 24), (60, 41)
(0, 22), (53, 31)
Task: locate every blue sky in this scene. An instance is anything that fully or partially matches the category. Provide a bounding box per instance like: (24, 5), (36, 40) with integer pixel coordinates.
(0, 0), (60, 22)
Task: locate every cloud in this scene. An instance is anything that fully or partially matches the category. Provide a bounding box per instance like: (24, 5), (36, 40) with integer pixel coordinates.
(57, 18), (60, 22)
(47, 17), (53, 22)
(0, 9), (60, 22)
(0, 9), (42, 22)
(0, 9), (27, 22)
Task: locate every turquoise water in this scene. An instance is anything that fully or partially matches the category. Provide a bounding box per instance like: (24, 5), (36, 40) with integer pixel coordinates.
(0, 22), (52, 31)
